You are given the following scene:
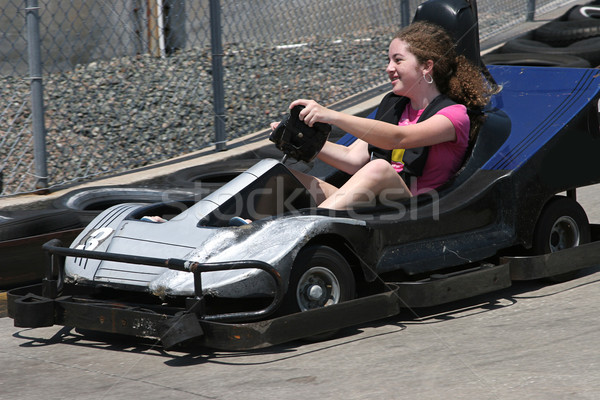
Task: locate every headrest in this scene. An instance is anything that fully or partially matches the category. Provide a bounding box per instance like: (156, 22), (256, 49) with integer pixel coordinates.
(412, 0), (481, 67)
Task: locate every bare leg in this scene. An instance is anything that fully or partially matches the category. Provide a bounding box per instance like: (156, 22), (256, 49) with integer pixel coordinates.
(291, 169), (339, 205)
(319, 159), (411, 210)
(230, 169), (340, 225)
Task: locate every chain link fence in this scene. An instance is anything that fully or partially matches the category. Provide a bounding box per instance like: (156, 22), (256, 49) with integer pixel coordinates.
(0, 0), (580, 197)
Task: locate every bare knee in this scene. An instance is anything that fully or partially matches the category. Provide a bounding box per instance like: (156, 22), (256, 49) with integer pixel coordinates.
(359, 159), (399, 183)
(356, 159), (411, 198)
(291, 169), (337, 204)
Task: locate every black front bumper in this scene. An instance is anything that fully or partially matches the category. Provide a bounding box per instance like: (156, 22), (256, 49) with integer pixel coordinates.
(7, 239), (402, 350)
(7, 282), (401, 351)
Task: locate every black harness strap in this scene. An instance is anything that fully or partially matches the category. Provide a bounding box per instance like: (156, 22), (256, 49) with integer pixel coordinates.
(368, 93), (457, 180)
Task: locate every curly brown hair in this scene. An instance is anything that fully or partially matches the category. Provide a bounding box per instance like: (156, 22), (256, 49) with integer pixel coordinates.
(396, 21), (494, 138)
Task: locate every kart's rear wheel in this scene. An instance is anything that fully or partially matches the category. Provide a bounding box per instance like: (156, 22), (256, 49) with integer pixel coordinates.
(532, 196), (590, 283)
(282, 245), (356, 314)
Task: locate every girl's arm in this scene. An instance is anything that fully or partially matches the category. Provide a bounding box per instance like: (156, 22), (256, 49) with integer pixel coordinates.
(290, 99), (457, 150)
(316, 139), (370, 175)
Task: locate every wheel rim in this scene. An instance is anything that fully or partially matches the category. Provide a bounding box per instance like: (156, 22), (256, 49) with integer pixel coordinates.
(296, 266), (341, 311)
(549, 216), (580, 252)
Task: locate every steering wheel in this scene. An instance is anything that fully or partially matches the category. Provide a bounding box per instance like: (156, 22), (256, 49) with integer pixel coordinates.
(269, 105), (331, 163)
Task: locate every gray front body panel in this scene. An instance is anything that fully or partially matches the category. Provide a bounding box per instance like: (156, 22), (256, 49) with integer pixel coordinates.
(64, 159), (365, 298)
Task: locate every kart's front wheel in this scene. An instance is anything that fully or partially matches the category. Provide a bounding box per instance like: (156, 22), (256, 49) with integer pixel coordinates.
(282, 245), (356, 315)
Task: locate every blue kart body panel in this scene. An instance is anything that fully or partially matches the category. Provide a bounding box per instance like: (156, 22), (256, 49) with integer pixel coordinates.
(484, 65), (600, 172)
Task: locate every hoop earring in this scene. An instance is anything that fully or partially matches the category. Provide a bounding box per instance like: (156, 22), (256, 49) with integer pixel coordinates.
(423, 73), (434, 84)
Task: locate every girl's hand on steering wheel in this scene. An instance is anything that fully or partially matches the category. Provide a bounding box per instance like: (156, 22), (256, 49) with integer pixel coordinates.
(290, 99), (334, 127)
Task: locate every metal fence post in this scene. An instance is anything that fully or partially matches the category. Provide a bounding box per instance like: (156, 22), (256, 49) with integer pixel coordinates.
(25, 0), (48, 192)
(526, 0), (536, 21)
(401, 0), (411, 27)
(147, 0), (166, 58)
(209, 0), (226, 151)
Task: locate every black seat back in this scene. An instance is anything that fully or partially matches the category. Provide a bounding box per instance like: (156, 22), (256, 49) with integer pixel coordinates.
(412, 0), (481, 67)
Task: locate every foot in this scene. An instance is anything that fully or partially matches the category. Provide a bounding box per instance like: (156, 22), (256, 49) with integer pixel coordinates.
(229, 216), (251, 226)
(141, 216), (167, 223)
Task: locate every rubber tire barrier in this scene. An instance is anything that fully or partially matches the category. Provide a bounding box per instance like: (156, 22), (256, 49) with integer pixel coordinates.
(165, 159), (260, 189)
(533, 19), (600, 45)
(0, 209), (82, 241)
(500, 37), (600, 67)
(52, 186), (197, 211)
(483, 53), (591, 68)
(563, 5), (600, 21)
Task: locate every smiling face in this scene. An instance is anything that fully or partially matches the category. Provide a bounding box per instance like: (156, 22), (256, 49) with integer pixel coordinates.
(386, 38), (428, 98)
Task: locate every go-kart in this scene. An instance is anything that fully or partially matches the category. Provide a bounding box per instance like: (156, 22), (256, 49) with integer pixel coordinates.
(7, 0), (600, 350)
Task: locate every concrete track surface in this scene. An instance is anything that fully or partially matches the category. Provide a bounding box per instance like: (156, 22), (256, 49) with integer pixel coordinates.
(0, 184), (598, 400)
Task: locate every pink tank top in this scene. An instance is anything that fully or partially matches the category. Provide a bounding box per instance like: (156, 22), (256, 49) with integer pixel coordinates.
(393, 103), (470, 194)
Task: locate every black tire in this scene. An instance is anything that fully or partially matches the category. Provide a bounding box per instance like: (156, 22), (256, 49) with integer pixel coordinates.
(563, 5), (600, 21)
(534, 19), (600, 45)
(280, 245), (356, 315)
(531, 196), (591, 283)
(0, 208), (83, 241)
(483, 53), (591, 68)
(500, 37), (600, 67)
(165, 159), (259, 189)
(568, 37), (600, 66)
(52, 186), (196, 211)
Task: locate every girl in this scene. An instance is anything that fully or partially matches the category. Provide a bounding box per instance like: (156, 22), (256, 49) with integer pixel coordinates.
(274, 21), (492, 210)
